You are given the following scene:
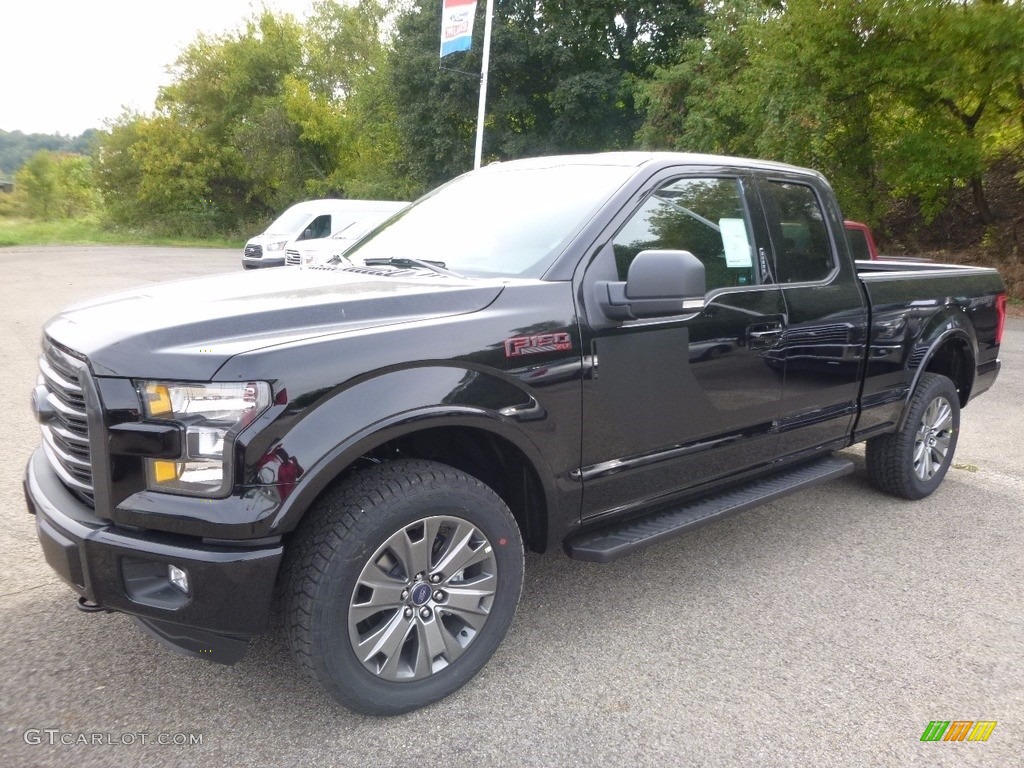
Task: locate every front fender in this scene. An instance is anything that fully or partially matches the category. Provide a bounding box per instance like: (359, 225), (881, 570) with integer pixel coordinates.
(247, 365), (562, 536)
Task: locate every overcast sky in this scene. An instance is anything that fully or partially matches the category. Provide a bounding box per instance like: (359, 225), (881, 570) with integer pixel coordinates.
(1, 1), (318, 136)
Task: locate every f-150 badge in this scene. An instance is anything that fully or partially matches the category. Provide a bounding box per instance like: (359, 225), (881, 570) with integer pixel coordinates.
(504, 332), (573, 358)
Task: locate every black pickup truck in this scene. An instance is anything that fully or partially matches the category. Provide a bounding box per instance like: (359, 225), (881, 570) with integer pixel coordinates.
(25, 153), (1006, 714)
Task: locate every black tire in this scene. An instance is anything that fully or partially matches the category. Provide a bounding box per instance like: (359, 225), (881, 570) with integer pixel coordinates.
(865, 373), (960, 500)
(284, 459), (524, 715)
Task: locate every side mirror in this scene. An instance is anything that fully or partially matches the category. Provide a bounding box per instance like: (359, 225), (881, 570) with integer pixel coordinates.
(596, 250), (706, 321)
(299, 227), (314, 241)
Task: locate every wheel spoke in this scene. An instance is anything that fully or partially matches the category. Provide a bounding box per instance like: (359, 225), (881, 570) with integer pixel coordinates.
(355, 609), (412, 668)
(388, 517), (443, 579)
(932, 403), (953, 434)
(434, 522), (491, 578)
(442, 604), (490, 631)
(913, 445), (928, 480)
(913, 439), (928, 465)
(354, 571), (408, 605)
(408, 622), (432, 680)
(412, 614), (464, 677)
(443, 574), (496, 613)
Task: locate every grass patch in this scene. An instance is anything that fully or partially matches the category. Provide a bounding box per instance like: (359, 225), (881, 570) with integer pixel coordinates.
(0, 217), (244, 249)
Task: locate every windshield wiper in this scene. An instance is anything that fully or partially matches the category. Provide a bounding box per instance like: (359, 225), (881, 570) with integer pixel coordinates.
(362, 257), (463, 278)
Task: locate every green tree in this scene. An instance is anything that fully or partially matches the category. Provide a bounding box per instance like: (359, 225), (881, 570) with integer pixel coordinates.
(0, 129), (97, 178)
(96, 2), (406, 233)
(14, 150), (99, 219)
(96, 2), (407, 234)
(97, 113), (227, 233)
(15, 151), (58, 218)
(638, 0), (1024, 225)
(389, 0), (704, 191)
(875, 0), (1024, 223)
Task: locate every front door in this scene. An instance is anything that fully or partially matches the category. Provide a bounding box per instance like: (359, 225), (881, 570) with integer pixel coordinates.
(578, 173), (788, 520)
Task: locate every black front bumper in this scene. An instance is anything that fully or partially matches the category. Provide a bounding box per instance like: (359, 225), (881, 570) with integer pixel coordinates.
(24, 448), (283, 664)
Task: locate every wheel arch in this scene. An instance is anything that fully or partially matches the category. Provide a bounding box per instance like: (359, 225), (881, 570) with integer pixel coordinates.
(904, 307), (978, 416)
(271, 407), (555, 554)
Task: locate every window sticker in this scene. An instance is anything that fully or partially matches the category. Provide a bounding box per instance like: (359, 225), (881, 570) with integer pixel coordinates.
(719, 218), (753, 268)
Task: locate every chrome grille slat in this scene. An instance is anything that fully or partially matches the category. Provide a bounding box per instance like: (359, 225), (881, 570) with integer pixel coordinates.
(45, 391), (87, 423)
(38, 355), (84, 401)
(47, 421), (89, 449)
(38, 337), (94, 504)
(41, 441), (94, 492)
(41, 428), (92, 472)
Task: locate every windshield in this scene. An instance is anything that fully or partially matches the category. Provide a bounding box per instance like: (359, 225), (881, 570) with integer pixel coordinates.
(330, 210), (400, 240)
(266, 208), (314, 235)
(346, 163), (634, 277)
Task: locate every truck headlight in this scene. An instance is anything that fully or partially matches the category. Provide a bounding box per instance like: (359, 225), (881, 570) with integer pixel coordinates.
(139, 381), (271, 496)
(266, 240), (288, 252)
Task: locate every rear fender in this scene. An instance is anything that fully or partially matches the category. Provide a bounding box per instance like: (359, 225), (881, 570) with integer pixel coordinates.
(900, 306), (977, 427)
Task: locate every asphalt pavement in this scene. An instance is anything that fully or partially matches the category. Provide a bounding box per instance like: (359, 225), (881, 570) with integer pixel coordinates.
(0, 246), (1020, 767)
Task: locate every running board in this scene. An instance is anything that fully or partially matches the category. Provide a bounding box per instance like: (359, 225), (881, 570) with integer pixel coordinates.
(565, 455), (855, 563)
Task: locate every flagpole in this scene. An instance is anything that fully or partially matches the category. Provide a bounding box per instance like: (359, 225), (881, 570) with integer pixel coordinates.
(473, 0), (494, 170)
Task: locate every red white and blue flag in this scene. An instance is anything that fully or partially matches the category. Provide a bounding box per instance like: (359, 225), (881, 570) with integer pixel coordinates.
(440, 0), (477, 57)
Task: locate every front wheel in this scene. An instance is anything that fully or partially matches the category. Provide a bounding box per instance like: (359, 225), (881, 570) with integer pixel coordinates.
(865, 372), (960, 500)
(284, 459), (524, 715)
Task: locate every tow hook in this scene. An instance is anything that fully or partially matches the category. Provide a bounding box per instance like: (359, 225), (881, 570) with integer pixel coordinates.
(76, 596), (112, 614)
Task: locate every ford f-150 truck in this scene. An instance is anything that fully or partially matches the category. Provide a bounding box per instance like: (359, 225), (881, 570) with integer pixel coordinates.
(25, 153), (1006, 715)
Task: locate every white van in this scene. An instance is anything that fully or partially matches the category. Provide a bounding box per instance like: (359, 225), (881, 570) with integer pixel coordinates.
(285, 201), (409, 268)
(241, 199), (407, 269)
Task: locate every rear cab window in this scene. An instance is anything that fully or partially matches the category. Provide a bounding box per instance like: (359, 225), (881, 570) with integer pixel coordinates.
(761, 181), (835, 283)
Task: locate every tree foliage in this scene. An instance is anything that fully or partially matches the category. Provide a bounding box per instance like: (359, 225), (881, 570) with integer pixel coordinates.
(389, 0), (704, 191)
(96, 1), (407, 234)
(0, 129), (97, 178)
(14, 150), (100, 219)
(638, 0), (1024, 225)
(7, 0), (1020, 255)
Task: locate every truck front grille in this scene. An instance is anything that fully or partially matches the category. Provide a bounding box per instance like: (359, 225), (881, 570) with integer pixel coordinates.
(38, 338), (94, 505)
(285, 249), (301, 266)
(244, 244), (263, 259)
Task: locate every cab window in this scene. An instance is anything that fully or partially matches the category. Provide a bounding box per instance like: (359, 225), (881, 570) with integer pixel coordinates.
(764, 182), (834, 282)
(301, 214), (332, 240)
(611, 177), (755, 291)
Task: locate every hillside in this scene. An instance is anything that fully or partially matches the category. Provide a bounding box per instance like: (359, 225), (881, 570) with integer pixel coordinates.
(881, 158), (1023, 301)
(0, 129), (97, 177)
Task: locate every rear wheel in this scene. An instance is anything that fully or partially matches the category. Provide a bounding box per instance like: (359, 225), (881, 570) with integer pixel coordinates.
(285, 459), (524, 715)
(865, 373), (960, 500)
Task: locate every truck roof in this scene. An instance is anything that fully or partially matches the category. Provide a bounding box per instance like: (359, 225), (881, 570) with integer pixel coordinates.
(480, 151), (825, 180)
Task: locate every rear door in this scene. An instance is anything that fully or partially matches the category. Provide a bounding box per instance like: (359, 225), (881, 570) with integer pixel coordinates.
(754, 174), (869, 457)
(577, 169), (787, 520)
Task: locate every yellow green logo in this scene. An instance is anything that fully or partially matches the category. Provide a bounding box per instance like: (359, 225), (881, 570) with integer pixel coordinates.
(920, 721), (997, 742)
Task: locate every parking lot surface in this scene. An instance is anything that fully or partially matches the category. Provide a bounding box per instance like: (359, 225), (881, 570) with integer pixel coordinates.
(1, 246), (1020, 767)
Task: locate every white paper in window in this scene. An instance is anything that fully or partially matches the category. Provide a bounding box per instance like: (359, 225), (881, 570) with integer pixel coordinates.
(719, 218), (753, 268)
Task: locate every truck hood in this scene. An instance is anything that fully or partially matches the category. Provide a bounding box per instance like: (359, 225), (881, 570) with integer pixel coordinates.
(44, 267), (504, 379)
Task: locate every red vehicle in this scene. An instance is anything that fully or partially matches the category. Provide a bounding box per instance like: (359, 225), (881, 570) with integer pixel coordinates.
(845, 220), (881, 260)
(845, 220), (933, 264)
